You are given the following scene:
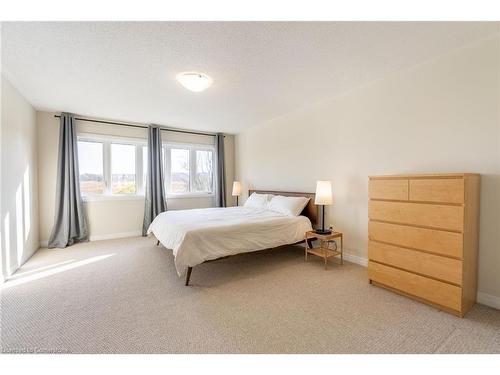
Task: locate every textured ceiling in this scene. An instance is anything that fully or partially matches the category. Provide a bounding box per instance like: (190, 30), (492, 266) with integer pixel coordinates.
(1, 22), (498, 133)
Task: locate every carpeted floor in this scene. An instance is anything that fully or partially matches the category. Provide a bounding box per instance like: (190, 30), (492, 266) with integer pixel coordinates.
(1, 236), (499, 354)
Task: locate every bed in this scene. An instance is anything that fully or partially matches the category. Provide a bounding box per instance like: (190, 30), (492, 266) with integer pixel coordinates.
(148, 190), (317, 285)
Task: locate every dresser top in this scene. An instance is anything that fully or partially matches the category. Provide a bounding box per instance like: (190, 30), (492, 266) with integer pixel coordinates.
(369, 173), (480, 180)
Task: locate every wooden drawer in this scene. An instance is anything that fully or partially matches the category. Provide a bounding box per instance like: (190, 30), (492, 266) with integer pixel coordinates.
(409, 178), (464, 204)
(368, 261), (462, 312)
(369, 200), (464, 231)
(368, 241), (463, 284)
(368, 221), (463, 258)
(369, 179), (408, 201)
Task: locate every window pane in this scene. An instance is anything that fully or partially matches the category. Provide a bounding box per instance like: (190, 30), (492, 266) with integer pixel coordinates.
(78, 141), (104, 194)
(169, 148), (189, 193)
(142, 146), (148, 190)
(111, 143), (136, 194)
(194, 150), (213, 192)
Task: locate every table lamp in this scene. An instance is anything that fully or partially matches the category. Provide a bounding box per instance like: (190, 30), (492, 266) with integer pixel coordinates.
(232, 181), (242, 206)
(314, 180), (333, 234)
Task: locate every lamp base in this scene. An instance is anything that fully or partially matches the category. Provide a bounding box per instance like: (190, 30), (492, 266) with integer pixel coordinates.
(314, 229), (332, 235)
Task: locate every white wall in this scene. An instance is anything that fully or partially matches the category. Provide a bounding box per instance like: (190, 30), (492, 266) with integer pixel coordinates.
(236, 36), (500, 305)
(37, 111), (235, 244)
(1, 75), (39, 281)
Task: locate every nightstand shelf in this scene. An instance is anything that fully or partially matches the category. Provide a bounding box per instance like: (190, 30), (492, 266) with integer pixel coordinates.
(306, 247), (341, 258)
(305, 230), (343, 270)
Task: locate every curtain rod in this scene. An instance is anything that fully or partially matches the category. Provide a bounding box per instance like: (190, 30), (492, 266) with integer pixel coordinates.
(53, 115), (218, 137)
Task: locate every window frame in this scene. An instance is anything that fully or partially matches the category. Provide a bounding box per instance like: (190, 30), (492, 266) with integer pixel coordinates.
(163, 141), (216, 198)
(77, 133), (147, 201)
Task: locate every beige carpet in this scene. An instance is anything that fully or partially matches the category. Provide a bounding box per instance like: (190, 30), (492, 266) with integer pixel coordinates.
(1, 236), (499, 354)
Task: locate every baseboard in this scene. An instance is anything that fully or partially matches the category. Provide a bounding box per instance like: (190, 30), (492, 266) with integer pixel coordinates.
(477, 292), (500, 310)
(89, 230), (142, 242)
(342, 252), (368, 267)
(40, 230), (142, 248)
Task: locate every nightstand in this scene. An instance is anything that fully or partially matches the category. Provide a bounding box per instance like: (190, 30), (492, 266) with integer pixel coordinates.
(305, 230), (343, 270)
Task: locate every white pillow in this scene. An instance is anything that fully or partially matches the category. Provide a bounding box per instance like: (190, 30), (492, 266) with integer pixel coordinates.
(268, 195), (310, 217)
(244, 193), (274, 209)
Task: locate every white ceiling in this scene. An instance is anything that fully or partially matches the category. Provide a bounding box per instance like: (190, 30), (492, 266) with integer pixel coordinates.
(2, 22), (498, 133)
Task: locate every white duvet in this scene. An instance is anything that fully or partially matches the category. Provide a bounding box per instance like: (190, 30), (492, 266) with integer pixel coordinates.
(147, 206), (312, 275)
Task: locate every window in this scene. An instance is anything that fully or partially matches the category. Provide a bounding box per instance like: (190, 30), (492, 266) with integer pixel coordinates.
(78, 141), (104, 194)
(77, 134), (146, 198)
(77, 134), (215, 199)
(111, 143), (136, 194)
(194, 149), (213, 192)
(169, 148), (190, 193)
(165, 144), (215, 196)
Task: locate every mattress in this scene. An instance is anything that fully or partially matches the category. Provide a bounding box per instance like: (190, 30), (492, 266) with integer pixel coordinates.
(148, 206), (312, 275)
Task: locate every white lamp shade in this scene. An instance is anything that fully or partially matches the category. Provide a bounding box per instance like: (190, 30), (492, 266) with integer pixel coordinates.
(314, 180), (333, 205)
(232, 181), (242, 196)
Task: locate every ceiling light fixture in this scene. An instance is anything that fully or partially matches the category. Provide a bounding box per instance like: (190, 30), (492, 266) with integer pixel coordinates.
(176, 72), (213, 92)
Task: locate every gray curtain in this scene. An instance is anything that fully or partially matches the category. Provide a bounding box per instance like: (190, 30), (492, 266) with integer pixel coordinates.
(215, 133), (226, 207)
(142, 125), (167, 236)
(48, 113), (89, 248)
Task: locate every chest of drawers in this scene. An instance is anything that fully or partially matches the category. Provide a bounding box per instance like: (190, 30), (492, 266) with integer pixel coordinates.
(367, 173), (480, 317)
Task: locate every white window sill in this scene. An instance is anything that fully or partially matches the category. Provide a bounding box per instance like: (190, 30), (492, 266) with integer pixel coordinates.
(82, 194), (145, 202)
(82, 193), (214, 202)
(167, 193), (214, 199)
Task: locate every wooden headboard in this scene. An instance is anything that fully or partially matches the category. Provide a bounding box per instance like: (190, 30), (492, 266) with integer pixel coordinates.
(248, 190), (318, 228)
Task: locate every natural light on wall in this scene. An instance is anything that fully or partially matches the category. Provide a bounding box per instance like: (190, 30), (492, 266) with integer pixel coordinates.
(4, 213), (11, 275)
(23, 166), (31, 241)
(16, 183), (24, 266)
(1, 164), (33, 278)
(0, 226), (2, 280)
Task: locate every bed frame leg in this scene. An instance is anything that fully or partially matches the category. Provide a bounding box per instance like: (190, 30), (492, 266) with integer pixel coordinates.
(156, 240), (160, 246)
(185, 267), (193, 286)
